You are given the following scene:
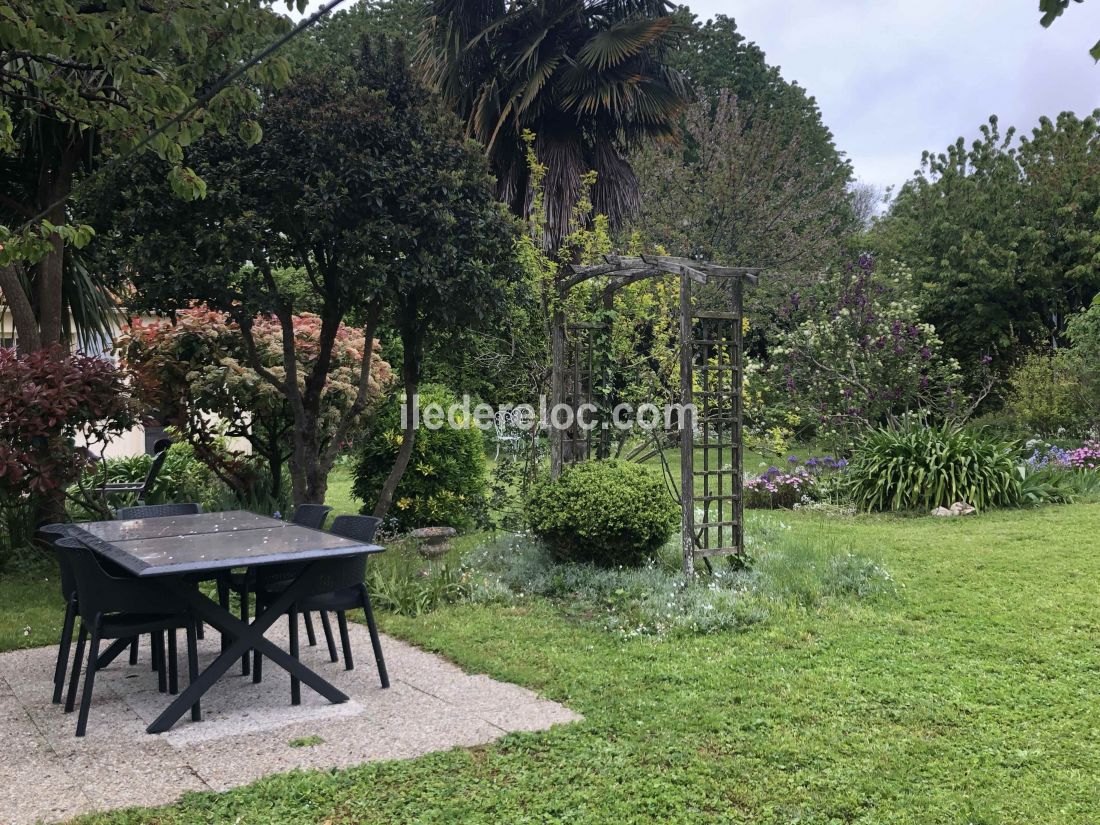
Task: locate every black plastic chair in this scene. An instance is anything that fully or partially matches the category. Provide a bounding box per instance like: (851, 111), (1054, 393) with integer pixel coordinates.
(54, 537), (201, 736)
(115, 502), (206, 643)
(217, 504), (334, 675)
(37, 524), (80, 703)
(115, 502), (203, 520)
(99, 444), (169, 504)
(252, 515), (387, 701)
(289, 504), (332, 530)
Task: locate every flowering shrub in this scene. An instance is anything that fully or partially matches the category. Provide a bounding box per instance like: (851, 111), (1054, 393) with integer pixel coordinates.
(744, 455), (848, 509)
(1026, 441), (1100, 471)
(1069, 441), (1100, 470)
(745, 467), (814, 509)
(119, 307), (391, 504)
(771, 256), (963, 451)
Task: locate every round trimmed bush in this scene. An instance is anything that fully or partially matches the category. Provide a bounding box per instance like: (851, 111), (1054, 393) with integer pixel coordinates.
(525, 460), (680, 567)
(353, 384), (488, 531)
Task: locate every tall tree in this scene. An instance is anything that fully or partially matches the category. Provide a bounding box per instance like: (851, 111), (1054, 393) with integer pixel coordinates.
(869, 112), (1100, 387)
(666, 13), (851, 192)
(93, 41), (516, 507)
(633, 91), (850, 270)
(0, 0), (295, 353)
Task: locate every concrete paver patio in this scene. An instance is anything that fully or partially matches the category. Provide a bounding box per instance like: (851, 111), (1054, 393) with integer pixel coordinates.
(0, 621), (580, 825)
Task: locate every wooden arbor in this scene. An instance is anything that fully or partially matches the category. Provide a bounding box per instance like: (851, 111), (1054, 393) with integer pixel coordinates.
(554, 255), (759, 574)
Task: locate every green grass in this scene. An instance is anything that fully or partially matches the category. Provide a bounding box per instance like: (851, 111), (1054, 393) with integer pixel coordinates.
(324, 464), (362, 519)
(0, 561), (62, 652)
(0, 503), (1081, 822)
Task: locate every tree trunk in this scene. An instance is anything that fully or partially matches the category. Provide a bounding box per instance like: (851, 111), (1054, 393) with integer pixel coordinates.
(372, 350), (420, 521)
(0, 263), (40, 352)
(549, 304), (567, 478)
(35, 136), (83, 349)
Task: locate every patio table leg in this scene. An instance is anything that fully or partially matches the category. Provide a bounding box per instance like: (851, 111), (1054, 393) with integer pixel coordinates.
(94, 636), (137, 670)
(145, 563), (349, 734)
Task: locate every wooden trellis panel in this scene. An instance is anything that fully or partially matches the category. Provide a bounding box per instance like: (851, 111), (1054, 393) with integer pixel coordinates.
(559, 255), (758, 575)
(681, 273), (744, 571)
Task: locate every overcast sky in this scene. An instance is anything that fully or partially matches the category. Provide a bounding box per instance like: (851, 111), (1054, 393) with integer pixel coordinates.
(699, 0), (1100, 194)
(299, 0), (1100, 194)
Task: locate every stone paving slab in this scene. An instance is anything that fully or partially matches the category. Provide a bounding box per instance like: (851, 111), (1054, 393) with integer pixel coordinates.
(0, 621), (580, 825)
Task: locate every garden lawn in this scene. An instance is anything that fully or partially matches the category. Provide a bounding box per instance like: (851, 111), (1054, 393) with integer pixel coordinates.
(3, 504), (1099, 823)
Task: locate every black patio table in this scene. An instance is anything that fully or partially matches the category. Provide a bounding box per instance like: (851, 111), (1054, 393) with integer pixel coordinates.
(66, 510), (382, 734)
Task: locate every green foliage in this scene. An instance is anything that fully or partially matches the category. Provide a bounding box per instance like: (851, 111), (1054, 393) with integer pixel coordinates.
(1039, 0), (1100, 60)
(525, 460), (679, 566)
(94, 39), (516, 505)
(353, 385), (489, 531)
(423, 0), (690, 248)
(1000, 298), (1100, 439)
(1017, 464), (1080, 505)
(967, 409), (1030, 443)
(847, 422), (1021, 512)
(638, 10), (854, 276)
(0, 0), (294, 350)
(634, 91), (850, 271)
(1005, 350), (1090, 436)
(365, 543), (470, 617)
(667, 12), (850, 184)
(1065, 296), (1100, 425)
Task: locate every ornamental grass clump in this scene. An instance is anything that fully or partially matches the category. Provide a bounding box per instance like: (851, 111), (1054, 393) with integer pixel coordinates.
(525, 460), (679, 567)
(847, 422), (1020, 512)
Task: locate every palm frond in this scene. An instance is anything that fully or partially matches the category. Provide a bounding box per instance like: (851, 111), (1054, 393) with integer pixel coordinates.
(576, 17), (674, 72)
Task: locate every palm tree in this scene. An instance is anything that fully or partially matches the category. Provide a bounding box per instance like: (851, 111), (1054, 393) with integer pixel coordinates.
(421, 0), (690, 252)
(422, 0), (689, 477)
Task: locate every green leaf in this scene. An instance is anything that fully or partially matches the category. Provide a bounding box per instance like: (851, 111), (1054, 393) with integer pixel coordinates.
(238, 120), (263, 147)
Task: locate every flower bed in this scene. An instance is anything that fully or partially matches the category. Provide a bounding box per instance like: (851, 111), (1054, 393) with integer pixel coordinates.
(1027, 440), (1100, 471)
(1068, 441), (1100, 470)
(745, 456), (847, 509)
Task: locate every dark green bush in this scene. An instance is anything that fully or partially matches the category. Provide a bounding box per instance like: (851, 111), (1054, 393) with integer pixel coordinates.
(847, 422), (1021, 512)
(353, 384), (488, 531)
(525, 459), (680, 567)
(967, 408), (1030, 443)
